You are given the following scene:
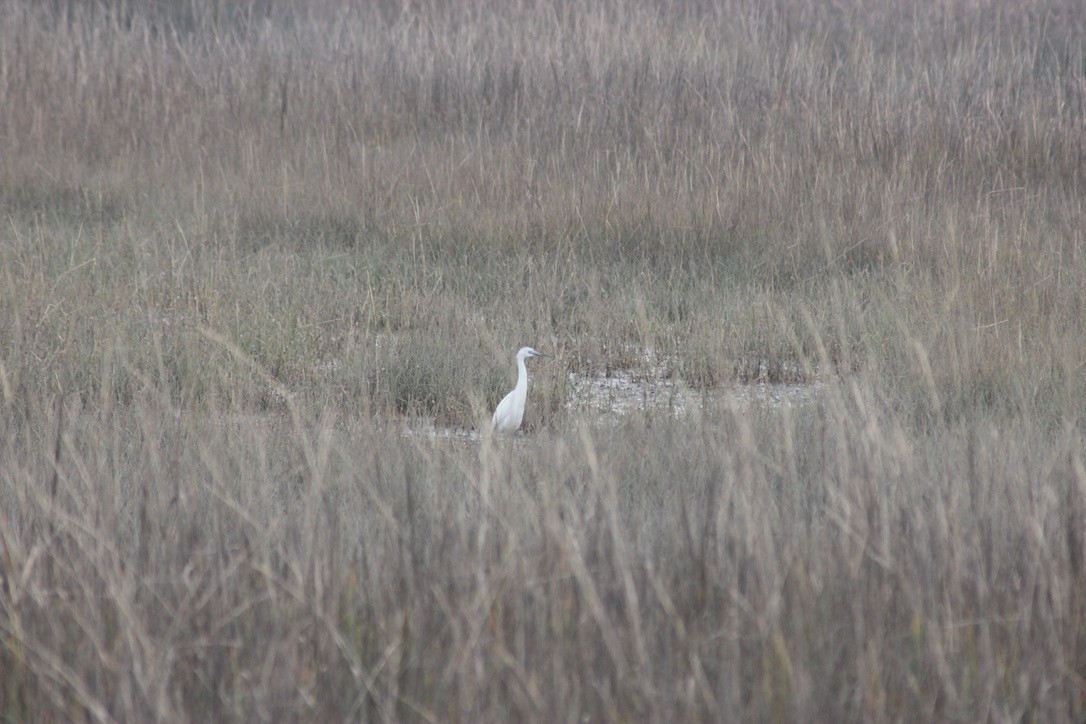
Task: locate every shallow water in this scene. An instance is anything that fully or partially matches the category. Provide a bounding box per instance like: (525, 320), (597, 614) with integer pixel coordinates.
(567, 366), (826, 420)
(404, 357), (827, 440)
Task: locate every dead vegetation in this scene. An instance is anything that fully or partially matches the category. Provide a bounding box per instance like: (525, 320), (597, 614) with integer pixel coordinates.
(1, 0), (1084, 719)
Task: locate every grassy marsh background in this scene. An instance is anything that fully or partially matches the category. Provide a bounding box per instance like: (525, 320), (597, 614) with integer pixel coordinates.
(1, 0), (1084, 720)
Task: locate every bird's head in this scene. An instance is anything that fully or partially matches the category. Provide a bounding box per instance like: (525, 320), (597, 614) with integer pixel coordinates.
(517, 347), (547, 361)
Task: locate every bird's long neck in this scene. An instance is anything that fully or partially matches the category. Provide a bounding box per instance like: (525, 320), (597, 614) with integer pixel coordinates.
(515, 355), (529, 394)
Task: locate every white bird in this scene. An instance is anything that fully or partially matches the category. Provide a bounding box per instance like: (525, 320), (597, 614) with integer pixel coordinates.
(492, 347), (547, 432)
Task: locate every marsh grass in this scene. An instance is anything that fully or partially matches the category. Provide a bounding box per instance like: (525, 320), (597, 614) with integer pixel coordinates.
(2, 0), (1085, 719)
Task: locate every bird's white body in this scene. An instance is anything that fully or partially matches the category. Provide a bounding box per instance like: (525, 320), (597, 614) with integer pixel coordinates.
(492, 347), (545, 432)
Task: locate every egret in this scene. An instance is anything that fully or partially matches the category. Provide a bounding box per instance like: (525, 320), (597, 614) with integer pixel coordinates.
(492, 347), (547, 432)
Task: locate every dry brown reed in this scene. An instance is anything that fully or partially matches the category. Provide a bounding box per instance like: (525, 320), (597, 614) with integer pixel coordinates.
(1, 0), (1084, 720)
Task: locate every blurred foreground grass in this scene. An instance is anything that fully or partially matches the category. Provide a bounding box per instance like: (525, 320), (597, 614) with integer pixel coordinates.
(1, 0), (1084, 719)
